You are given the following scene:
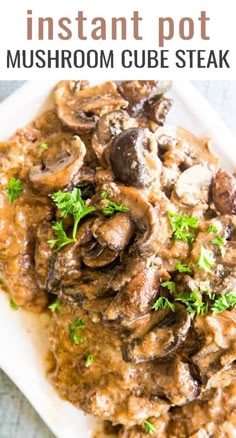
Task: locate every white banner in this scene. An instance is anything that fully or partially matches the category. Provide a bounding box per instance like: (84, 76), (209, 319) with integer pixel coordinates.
(0, 0), (235, 79)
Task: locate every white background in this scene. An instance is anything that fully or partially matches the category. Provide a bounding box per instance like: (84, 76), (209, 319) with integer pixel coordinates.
(0, 0), (235, 79)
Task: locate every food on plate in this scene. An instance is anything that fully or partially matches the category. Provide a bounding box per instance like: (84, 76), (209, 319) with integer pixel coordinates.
(0, 80), (236, 437)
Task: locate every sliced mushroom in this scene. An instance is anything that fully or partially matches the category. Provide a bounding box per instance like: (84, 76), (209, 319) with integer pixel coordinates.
(144, 95), (173, 126)
(47, 218), (94, 292)
(212, 169), (236, 214)
(110, 128), (161, 189)
(153, 357), (199, 405)
(105, 266), (160, 321)
(156, 126), (219, 173)
(103, 183), (162, 256)
(191, 311), (236, 384)
(62, 269), (115, 301)
(54, 81), (128, 133)
(174, 164), (213, 206)
(81, 242), (118, 268)
(121, 304), (191, 363)
(92, 110), (134, 166)
(118, 80), (172, 115)
(30, 136), (86, 194)
(91, 213), (134, 252)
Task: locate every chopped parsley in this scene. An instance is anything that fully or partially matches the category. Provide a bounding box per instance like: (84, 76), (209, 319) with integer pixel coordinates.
(48, 299), (62, 313)
(85, 354), (94, 368)
(39, 142), (48, 150)
(69, 318), (86, 344)
(168, 212), (198, 244)
(211, 292), (236, 315)
(175, 291), (208, 318)
(152, 296), (175, 312)
(176, 262), (192, 273)
(51, 188), (95, 240)
(144, 420), (156, 434)
(212, 235), (226, 256)
(4, 177), (23, 203)
(196, 246), (215, 272)
(48, 220), (75, 252)
(212, 236), (225, 246)
(207, 224), (219, 233)
(101, 190), (129, 216)
(10, 298), (19, 310)
(161, 280), (176, 293)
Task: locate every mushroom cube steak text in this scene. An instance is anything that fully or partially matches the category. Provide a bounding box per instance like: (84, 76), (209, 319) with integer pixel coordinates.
(0, 80), (236, 437)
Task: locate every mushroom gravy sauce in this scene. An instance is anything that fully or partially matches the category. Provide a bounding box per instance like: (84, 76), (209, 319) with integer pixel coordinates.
(0, 81), (236, 437)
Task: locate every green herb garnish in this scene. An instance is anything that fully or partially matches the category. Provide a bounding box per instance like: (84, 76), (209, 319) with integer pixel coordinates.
(152, 297), (175, 312)
(10, 298), (19, 310)
(51, 188), (95, 240)
(85, 354), (94, 368)
(211, 235), (226, 256)
(196, 246), (215, 272)
(168, 212), (198, 244)
(69, 318), (86, 344)
(101, 190), (129, 216)
(4, 177), (23, 203)
(175, 291), (208, 318)
(144, 420), (156, 434)
(48, 220), (75, 252)
(176, 262), (192, 273)
(161, 281), (176, 293)
(207, 224), (219, 233)
(211, 292), (236, 315)
(39, 142), (48, 150)
(48, 299), (62, 313)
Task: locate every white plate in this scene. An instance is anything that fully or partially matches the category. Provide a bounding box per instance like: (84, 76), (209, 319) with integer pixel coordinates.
(0, 81), (235, 438)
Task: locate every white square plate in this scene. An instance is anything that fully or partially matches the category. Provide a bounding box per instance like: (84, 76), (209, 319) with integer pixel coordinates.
(0, 81), (235, 438)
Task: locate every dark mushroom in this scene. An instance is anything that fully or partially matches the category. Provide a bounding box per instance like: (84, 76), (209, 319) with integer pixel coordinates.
(81, 242), (118, 268)
(30, 136), (86, 194)
(110, 128), (161, 189)
(191, 312), (236, 384)
(54, 81), (128, 134)
(47, 218), (94, 292)
(92, 110), (134, 167)
(105, 266), (160, 321)
(157, 126), (219, 172)
(103, 183), (163, 256)
(91, 213), (135, 252)
(121, 304), (191, 363)
(174, 164), (213, 206)
(212, 169), (236, 214)
(118, 80), (172, 115)
(144, 95), (173, 126)
(153, 357), (199, 405)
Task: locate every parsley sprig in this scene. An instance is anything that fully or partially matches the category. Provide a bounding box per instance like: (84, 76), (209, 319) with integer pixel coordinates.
(48, 220), (75, 252)
(152, 296), (175, 312)
(175, 291), (208, 318)
(85, 354), (94, 368)
(51, 188), (95, 239)
(207, 224), (219, 233)
(196, 246), (215, 272)
(211, 292), (236, 315)
(176, 262), (192, 273)
(144, 420), (156, 435)
(48, 188), (95, 251)
(161, 281), (176, 293)
(101, 190), (129, 216)
(69, 318), (86, 344)
(168, 212), (198, 244)
(4, 177), (23, 203)
(48, 299), (62, 313)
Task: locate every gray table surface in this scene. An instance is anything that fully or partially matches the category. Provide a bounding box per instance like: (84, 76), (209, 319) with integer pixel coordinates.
(0, 81), (236, 438)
